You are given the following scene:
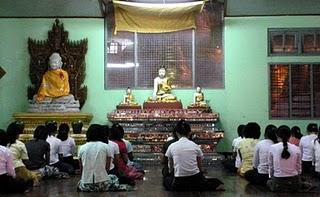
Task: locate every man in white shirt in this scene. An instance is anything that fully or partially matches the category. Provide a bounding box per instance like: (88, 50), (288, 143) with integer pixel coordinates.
(299, 123), (318, 174)
(164, 120), (223, 191)
(223, 124), (244, 173)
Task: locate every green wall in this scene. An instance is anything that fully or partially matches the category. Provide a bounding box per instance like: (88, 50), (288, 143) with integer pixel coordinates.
(1, 16), (320, 152)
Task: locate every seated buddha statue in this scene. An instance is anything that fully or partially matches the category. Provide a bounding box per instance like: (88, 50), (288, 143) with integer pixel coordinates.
(121, 87), (138, 106)
(36, 52), (71, 102)
(28, 52), (79, 112)
(149, 68), (177, 102)
(192, 86), (207, 107)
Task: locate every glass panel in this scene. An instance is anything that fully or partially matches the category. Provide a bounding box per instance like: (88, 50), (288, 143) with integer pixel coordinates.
(137, 30), (193, 88)
(284, 34), (297, 53)
(313, 64), (320, 117)
(270, 31), (297, 54)
(291, 64), (311, 118)
(271, 34), (284, 53)
(303, 33), (316, 53)
(105, 1), (224, 89)
(106, 32), (135, 88)
(270, 64), (289, 118)
(303, 32), (320, 53)
(195, 3), (224, 88)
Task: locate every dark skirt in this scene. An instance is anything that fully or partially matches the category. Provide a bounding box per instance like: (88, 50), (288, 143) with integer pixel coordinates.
(244, 169), (269, 185)
(267, 176), (313, 192)
(163, 172), (223, 191)
(302, 161), (314, 175)
(0, 174), (29, 193)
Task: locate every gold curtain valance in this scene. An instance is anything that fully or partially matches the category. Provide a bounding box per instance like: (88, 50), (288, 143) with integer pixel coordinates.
(113, 0), (205, 34)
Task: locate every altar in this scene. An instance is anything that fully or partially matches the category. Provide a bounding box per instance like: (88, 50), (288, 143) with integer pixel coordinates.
(107, 108), (224, 162)
(14, 112), (92, 145)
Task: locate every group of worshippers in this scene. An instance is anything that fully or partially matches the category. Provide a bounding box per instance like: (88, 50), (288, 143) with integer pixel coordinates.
(225, 122), (320, 192)
(0, 121), (144, 193)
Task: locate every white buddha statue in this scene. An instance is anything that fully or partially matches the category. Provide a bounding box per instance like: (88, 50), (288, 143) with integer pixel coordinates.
(28, 53), (80, 112)
(121, 87), (138, 106)
(150, 68), (177, 102)
(192, 86), (207, 107)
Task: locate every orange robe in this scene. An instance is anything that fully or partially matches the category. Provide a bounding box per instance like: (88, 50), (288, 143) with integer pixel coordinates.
(36, 69), (70, 102)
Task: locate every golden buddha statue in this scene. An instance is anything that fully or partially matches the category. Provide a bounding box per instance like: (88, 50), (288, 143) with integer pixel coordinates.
(149, 68), (177, 102)
(121, 87), (138, 106)
(192, 86), (207, 107)
(36, 53), (70, 102)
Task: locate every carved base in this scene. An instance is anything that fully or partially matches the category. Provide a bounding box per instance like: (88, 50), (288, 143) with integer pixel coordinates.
(116, 105), (142, 110)
(13, 112), (93, 134)
(143, 101), (183, 109)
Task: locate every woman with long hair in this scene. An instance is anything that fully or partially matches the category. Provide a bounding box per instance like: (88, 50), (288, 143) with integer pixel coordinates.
(245, 124), (277, 185)
(267, 125), (312, 192)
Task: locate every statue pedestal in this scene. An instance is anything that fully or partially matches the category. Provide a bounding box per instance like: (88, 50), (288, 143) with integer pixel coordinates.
(13, 112), (93, 134)
(116, 105), (142, 110)
(187, 105), (212, 113)
(143, 101), (182, 109)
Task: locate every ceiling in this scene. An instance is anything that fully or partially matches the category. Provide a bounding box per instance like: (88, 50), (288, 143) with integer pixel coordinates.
(0, 0), (319, 18)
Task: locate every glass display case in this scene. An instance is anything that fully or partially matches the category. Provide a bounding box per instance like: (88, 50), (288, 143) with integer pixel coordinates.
(107, 108), (224, 162)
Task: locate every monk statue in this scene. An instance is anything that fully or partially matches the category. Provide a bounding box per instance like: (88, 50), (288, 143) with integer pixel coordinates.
(150, 68), (177, 102)
(121, 87), (138, 106)
(192, 86), (207, 107)
(28, 52), (80, 112)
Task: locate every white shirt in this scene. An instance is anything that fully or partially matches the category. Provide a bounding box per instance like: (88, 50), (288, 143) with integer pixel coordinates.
(0, 145), (15, 177)
(253, 139), (274, 174)
(46, 135), (63, 165)
(8, 140), (29, 168)
(107, 140), (120, 170)
(233, 137), (243, 168)
(165, 137), (203, 177)
(232, 137), (242, 152)
(299, 134), (317, 161)
(79, 141), (113, 184)
(313, 140), (320, 172)
(123, 139), (133, 153)
(59, 137), (76, 157)
(268, 142), (301, 178)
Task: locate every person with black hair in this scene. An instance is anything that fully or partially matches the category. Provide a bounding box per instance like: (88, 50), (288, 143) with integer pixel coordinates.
(0, 129), (30, 193)
(109, 124), (144, 181)
(25, 125), (68, 179)
(46, 121), (74, 174)
(299, 123), (318, 174)
(244, 124), (277, 185)
(238, 122), (261, 176)
(224, 124), (245, 173)
(313, 127), (320, 178)
(289, 126), (303, 146)
(57, 123), (78, 171)
(25, 125), (50, 171)
(267, 125), (313, 192)
(164, 120), (224, 191)
(77, 124), (132, 192)
(161, 120), (179, 178)
(6, 122), (41, 186)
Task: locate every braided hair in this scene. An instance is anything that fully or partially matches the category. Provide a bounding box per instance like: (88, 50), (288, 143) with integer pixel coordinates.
(276, 125), (291, 159)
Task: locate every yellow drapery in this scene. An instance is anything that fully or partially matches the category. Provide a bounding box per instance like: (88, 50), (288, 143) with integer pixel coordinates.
(113, 0), (205, 34)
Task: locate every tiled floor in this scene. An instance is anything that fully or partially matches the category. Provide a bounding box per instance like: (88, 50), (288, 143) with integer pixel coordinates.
(3, 163), (320, 197)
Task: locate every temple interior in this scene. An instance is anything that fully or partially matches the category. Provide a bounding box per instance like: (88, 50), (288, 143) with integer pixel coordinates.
(1, 0), (320, 196)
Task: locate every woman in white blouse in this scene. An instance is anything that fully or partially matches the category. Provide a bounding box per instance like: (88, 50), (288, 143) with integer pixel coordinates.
(245, 124), (277, 185)
(267, 125), (312, 192)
